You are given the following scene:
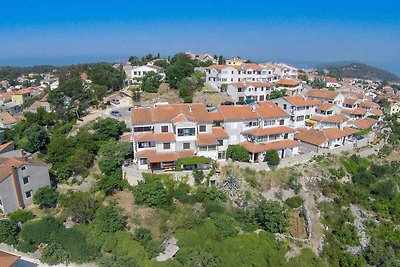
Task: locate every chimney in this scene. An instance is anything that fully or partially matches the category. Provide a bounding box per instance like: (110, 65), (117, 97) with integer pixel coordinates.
(11, 166), (24, 208)
(189, 104), (192, 112)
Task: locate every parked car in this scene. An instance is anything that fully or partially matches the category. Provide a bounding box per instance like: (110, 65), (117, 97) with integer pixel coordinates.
(111, 110), (122, 117)
(221, 101), (235, 106)
(236, 101), (247, 105)
(111, 99), (120, 105)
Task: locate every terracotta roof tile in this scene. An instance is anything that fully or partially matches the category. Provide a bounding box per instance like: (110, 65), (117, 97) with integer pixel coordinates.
(275, 78), (301, 86)
(316, 103), (335, 111)
(283, 96), (319, 107)
(360, 100), (379, 108)
(241, 140), (300, 153)
(217, 105), (259, 121)
(341, 107), (367, 116)
(348, 118), (378, 130)
(311, 114), (348, 123)
(295, 127), (358, 146)
(0, 250), (20, 267)
(134, 132), (176, 143)
(306, 89), (340, 100)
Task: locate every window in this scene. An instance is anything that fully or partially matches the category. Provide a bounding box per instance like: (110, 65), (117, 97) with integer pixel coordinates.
(199, 125), (206, 132)
(218, 151), (226, 159)
(183, 143), (190, 150)
(296, 116), (305, 121)
(283, 104), (287, 110)
(305, 115), (310, 119)
(163, 143), (170, 150)
(134, 126), (152, 132)
(0, 199), (2, 205)
(264, 120), (276, 126)
(25, 190), (32, 198)
(161, 125), (169, 132)
(279, 119), (285, 125)
(138, 141), (156, 148)
(21, 166), (26, 171)
(218, 139), (224, 146)
(139, 158), (147, 165)
(178, 128), (195, 136)
(23, 176), (29, 184)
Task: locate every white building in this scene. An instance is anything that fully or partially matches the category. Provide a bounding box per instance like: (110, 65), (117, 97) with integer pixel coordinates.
(273, 96), (320, 128)
(306, 89), (345, 107)
(130, 102), (300, 169)
(226, 82), (274, 102)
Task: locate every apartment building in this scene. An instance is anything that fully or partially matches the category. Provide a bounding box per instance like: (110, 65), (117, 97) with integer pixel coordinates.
(306, 89), (345, 107)
(226, 82), (275, 102)
(11, 89), (32, 105)
(205, 63), (286, 90)
(131, 102), (299, 169)
(131, 103), (229, 170)
(0, 156), (50, 213)
(273, 96), (320, 128)
(323, 77), (341, 88)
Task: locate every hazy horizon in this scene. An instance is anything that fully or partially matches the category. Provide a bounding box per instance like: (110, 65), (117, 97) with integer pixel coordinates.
(1, 0), (399, 75)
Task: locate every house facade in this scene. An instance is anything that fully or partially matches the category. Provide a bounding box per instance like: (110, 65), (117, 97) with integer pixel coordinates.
(0, 156), (51, 213)
(131, 102), (299, 169)
(273, 96), (319, 128)
(226, 82), (275, 102)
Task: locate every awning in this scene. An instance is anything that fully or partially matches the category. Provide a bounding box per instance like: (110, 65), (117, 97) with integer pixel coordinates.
(305, 119), (317, 125)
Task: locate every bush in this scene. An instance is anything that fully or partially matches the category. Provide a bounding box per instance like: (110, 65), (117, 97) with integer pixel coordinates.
(133, 173), (172, 208)
(33, 185), (59, 208)
(253, 201), (289, 233)
(94, 206), (125, 233)
(8, 209), (35, 223)
(0, 219), (18, 245)
(204, 201), (224, 215)
(285, 196), (303, 209)
(193, 168), (205, 185)
(19, 217), (61, 251)
(59, 191), (97, 223)
(226, 145), (250, 162)
(264, 150), (280, 166)
(133, 228), (152, 244)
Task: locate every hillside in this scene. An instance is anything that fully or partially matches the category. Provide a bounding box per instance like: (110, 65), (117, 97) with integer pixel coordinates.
(319, 62), (400, 82)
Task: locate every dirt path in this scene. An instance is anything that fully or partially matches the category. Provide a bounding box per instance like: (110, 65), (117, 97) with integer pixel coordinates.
(299, 176), (324, 255)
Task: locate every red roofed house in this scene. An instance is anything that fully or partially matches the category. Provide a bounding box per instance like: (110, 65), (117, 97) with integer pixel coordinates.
(227, 81), (274, 102)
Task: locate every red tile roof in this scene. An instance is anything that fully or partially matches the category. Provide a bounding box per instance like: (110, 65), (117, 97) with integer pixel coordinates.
(294, 127), (358, 146)
(311, 114), (348, 123)
(0, 250), (20, 267)
(341, 107), (367, 116)
(134, 132), (176, 143)
(306, 89), (340, 100)
(275, 78), (301, 86)
(348, 118), (378, 130)
(132, 104), (211, 124)
(283, 96), (319, 107)
(241, 140), (300, 153)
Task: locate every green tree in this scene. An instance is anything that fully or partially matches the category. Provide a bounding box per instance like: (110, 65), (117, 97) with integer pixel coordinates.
(91, 83), (108, 102)
(253, 201), (289, 233)
(59, 191), (97, 223)
(88, 64), (126, 91)
(33, 185), (59, 209)
(165, 53), (195, 89)
(264, 150), (280, 166)
(21, 123), (49, 153)
(133, 174), (171, 208)
(98, 140), (131, 175)
(92, 118), (128, 141)
(133, 228), (152, 244)
(140, 72), (162, 93)
(181, 247), (221, 267)
(226, 145), (250, 162)
(94, 206), (125, 233)
(218, 55), (226, 65)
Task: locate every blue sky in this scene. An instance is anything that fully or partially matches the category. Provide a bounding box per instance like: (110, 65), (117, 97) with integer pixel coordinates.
(1, 0), (399, 74)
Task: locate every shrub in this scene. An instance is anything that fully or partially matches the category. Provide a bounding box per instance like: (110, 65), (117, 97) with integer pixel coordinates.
(253, 201), (289, 233)
(133, 173), (172, 208)
(33, 185), (59, 208)
(264, 150), (280, 166)
(226, 145), (250, 162)
(133, 228), (152, 244)
(0, 219), (18, 245)
(204, 201), (224, 215)
(94, 206), (125, 233)
(193, 168), (205, 185)
(285, 196), (303, 209)
(8, 209), (35, 223)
